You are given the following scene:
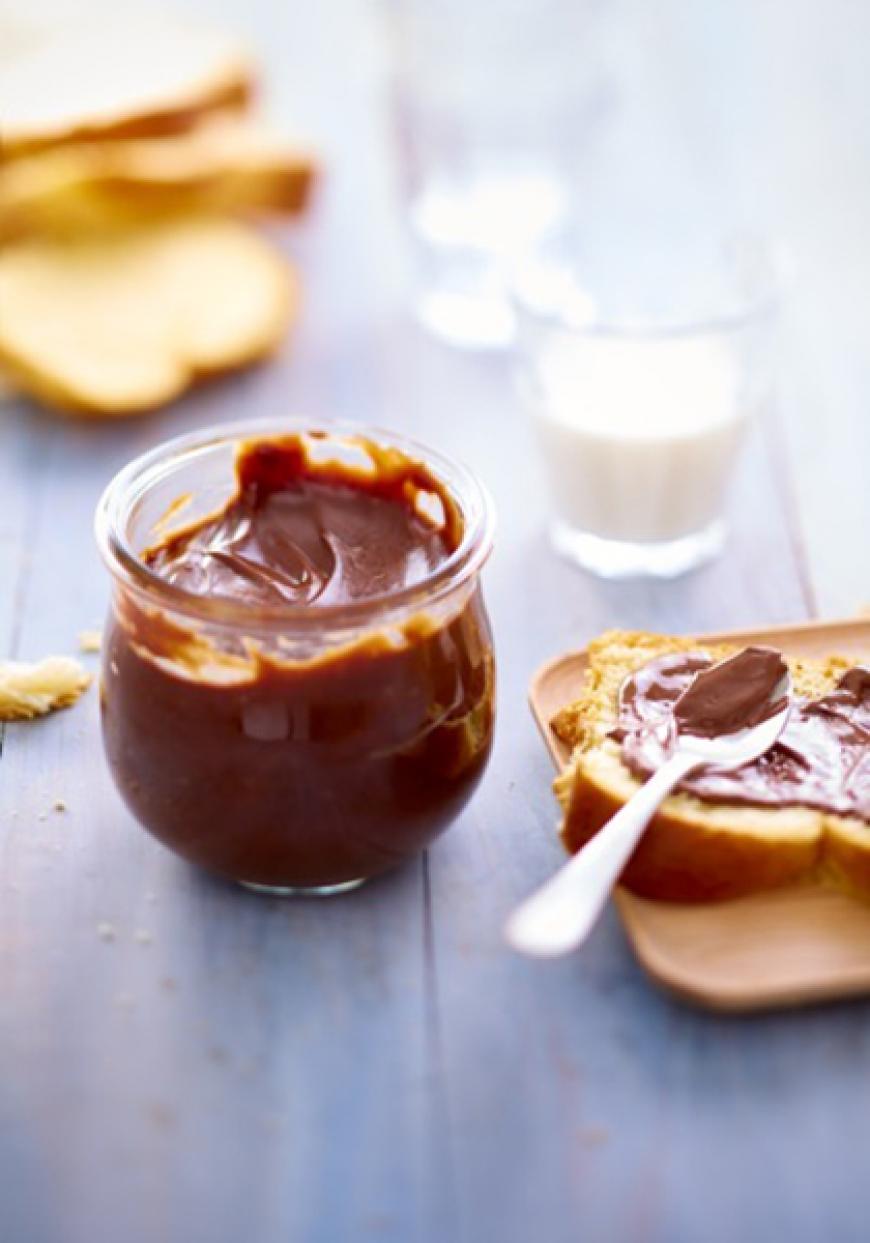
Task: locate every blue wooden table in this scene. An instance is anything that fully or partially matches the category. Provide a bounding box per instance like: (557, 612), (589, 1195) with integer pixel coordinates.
(1, 2), (869, 1240)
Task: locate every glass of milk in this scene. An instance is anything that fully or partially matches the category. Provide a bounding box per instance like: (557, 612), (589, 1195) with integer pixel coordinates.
(514, 233), (783, 576)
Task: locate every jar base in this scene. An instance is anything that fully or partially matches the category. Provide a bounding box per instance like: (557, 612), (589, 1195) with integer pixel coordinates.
(551, 517), (726, 579)
(239, 877), (367, 897)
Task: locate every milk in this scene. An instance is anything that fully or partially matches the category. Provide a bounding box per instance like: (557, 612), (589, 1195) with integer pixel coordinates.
(528, 332), (749, 544)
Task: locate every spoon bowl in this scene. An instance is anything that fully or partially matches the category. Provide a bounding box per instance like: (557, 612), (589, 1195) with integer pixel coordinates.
(677, 667), (791, 766)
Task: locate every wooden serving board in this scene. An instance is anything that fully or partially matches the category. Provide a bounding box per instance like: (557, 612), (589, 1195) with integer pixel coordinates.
(529, 617), (870, 1012)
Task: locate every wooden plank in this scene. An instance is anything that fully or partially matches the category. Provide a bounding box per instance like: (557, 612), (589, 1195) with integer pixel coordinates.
(399, 344), (834, 1242)
(377, 0), (870, 1236)
(0, 418), (446, 1243)
(654, 0), (870, 617)
(0, 6), (443, 1241)
(750, 0), (870, 617)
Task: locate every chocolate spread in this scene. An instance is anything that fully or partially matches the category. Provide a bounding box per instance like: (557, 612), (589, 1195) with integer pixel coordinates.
(144, 436), (463, 608)
(101, 435), (495, 888)
(673, 647), (789, 739)
(612, 650), (870, 819)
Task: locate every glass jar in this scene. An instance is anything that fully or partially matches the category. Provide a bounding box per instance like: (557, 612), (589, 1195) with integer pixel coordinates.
(95, 419), (496, 895)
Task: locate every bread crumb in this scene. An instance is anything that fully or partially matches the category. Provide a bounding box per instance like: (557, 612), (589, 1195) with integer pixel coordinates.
(97, 921), (116, 942)
(577, 1126), (609, 1149)
(77, 630), (102, 653)
(134, 928), (153, 945)
(0, 656), (91, 721)
(148, 1102), (176, 1130)
(53, 799), (67, 812)
(37, 811), (47, 821)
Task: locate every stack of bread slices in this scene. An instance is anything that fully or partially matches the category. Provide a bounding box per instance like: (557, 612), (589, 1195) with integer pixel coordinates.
(0, 3), (318, 416)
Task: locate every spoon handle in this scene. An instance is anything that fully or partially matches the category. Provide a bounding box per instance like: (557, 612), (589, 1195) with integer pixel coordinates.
(506, 750), (699, 958)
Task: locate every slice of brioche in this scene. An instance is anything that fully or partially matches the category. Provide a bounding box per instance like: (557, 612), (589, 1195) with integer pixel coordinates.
(0, 117), (318, 240)
(0, 7), (253, 157)
(553, 630), (868, 902)
(0, 216), (295, 417)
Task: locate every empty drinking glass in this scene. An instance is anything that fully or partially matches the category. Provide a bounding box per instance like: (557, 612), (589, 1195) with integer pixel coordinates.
(381, 0), (611, 348)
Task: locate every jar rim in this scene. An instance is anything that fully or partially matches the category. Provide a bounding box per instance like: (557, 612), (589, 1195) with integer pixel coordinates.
(95, 417), (496, 630)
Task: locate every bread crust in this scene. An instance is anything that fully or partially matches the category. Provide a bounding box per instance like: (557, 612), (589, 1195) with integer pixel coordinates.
(0, 15), (256, 159)
(822, 817), (870, 897)
(554, 630), (869, 901)
(3, 79), (252, 160)
(560, 758), (821, 901)
(0, 119), (318, 241)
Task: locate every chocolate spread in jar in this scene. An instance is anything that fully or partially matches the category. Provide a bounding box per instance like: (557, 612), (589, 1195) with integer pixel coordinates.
(144, 436), (464, 607)
(101, 434), (495, 888)
(612, 649), (870, 819)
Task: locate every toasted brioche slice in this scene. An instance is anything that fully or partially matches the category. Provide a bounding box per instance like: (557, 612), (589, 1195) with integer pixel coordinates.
(0, 6), (253, 157)
(553, 630), (868, 902)
(0, 216), (295, 416)
(0, 117), (318, 240)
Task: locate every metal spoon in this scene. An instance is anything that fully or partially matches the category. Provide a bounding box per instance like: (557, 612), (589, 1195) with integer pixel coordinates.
(506, 656), (792, 958)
